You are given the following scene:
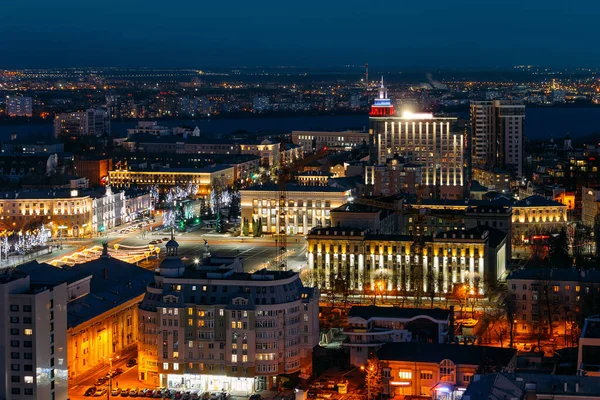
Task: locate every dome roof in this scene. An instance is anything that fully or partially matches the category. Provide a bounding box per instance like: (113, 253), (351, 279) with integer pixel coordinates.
(165, 239), (179, 248)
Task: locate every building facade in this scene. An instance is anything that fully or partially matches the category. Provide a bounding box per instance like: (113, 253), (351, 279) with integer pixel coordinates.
(582, 186), (600, 228)
(91, 186), (126, 233)
(108, 166), (235, 196)
(54, 108), (111, 138)
(240, 184), (351, 235)
(73, 157), (113, 187)
(472, 167), (511, 193)
(306, 226), (508, 297)
(0, 189), (93, 237)
(0, 270), (68, 400)
(378, 343), (516, 399)
(365, 157), (423, 197)
(470, 100), (525, 177)
(291, 130), (369, 153)
(6, 96), (33, 117)
(137, 241), (319, 393)
(345, 306), (451, 366)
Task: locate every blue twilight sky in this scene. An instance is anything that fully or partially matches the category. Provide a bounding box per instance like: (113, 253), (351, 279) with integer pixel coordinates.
(1, 0), (599, 68)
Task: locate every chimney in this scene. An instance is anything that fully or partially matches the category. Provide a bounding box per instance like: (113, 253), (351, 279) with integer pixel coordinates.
(103, 268), (108, 280)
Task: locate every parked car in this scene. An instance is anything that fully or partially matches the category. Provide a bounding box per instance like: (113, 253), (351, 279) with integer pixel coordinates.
(121, 388), (130, 397)
(249, 395), (262, 400)
(126, 359), (137, 367)
(95, 377), (108, 386)
(129, 388), (139, 397)
(162, 237), (170, 241)
(149, 240), (158, 244)
(94, 388), (107, 397)
(112, 388), (122, 396)
(84, 387), (97, 396)
(115, 367), (124, 375)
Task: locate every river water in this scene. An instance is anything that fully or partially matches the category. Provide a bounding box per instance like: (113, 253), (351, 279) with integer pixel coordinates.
(0, 108), (599, 141)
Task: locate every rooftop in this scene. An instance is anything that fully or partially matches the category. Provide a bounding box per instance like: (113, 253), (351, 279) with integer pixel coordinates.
(348, 305), (450, 321)
(508, 267), (600, 282)
(378, 342), (516, 366)
(16, 257), (154, 328)
(241, 183), (350, 193)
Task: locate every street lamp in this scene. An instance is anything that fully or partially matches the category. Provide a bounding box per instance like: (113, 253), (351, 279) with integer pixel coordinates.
(58, 225), (67, 250)
(105, 355), (120, 399)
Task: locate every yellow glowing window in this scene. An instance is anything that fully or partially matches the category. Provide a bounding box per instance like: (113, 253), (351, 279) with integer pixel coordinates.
(399, 370), (412, 379)
(24, 329), (32, 336)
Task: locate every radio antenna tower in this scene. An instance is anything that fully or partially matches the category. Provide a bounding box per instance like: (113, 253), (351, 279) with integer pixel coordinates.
(365, 63), (369, 91)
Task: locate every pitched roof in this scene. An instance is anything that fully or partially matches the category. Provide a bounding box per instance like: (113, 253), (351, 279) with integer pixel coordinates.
(378, 342), (516, 366)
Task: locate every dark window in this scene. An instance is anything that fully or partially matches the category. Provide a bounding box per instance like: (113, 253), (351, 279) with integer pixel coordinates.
(24, 365), (32, 371)
(10, 305), (19, 312)
(24, 353), (32, 360)
(10, 317), (19, 323)
(11, 352), (19, 359)
(24, 388), (33, 395)
(24, 341), (32, 348)
(11, 376), (20, 383)
(11, 388), (20, 395)
(23, 317), (32, 324)
(10, 329), (19, 335)
(23, 305), (31, 312)
(11, 364), (19, 371)
(10, 340), (19, 347)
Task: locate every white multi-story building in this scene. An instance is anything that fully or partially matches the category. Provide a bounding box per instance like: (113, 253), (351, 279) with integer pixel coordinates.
(91, 186), (126, 233)
(470, 100), (525, 177)
(54, 108), (110, 137)
(137, 240), (320, 392)
(0, 269), (68, 400)
(6, 96), (33, 117)
(240, 184), (352, 235)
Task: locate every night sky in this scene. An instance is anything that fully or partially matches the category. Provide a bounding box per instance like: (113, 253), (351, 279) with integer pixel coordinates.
(1, 0), (599, 68)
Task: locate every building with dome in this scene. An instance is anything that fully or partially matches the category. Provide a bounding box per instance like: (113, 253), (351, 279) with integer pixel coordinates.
(137, 237), (320, 393)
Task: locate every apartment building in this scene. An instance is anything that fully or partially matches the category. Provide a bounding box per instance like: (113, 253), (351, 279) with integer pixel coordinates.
(0, 269), (68, 400)
(582, 186), (600, 227)
(240, 183), (351, 235)
(507, 268), (600, 339)
(345, 306), (451, 366)
(470, 100), (525, 177)
(137, 239), (319, 393)
(54, 108), (110, 137)
(6, 96), (33, 117)
(15, 254), (154, 381)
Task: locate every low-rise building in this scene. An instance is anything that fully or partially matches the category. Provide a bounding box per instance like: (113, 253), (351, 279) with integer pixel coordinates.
(472, 167), (511, 193)
(291, 130), (369, 152)
(330, 202), (400, 234)
(365, 157), (423, 197)
(239, 140), (281, 168)
(125, 189), (153, 222)
(1, 138), (64, 155)
(378, 342), (516, 399)
(0, 154), (58, 182)
(108, 165), (235, 197)
(90, 186), (126, 234)
(73, 157), (113, 187)
(345, 306), (451, 366)
(137, 240), (319, 392)
(240, 183), (351, 235)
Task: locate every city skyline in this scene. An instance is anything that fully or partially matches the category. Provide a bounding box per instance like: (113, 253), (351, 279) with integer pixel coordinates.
(2, 0), (600, 68)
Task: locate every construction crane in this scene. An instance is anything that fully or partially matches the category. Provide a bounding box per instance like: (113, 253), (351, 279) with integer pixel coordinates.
(274, 147), (329, 271)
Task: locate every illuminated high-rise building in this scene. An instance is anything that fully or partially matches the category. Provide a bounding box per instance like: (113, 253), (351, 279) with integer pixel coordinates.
(369, 79), (464, 198)
(470, 100), (525, 177)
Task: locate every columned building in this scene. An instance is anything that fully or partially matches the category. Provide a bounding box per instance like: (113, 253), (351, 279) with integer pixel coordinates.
(137, 239), (319, 393)
(369, 80), (463, 198)
(306, 226), (508, 298)
(240, 184), (351, 235)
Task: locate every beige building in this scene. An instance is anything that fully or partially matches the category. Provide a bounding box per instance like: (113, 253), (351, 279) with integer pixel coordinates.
(582, 186), (600, 227)
(239, 140), (281, 168)
(108, 166), (235, 196)
(306, 226), (508, 297)
(240, 184), (351, 235)
(137, 242), (319, 393)
(0, 189), (94, 237)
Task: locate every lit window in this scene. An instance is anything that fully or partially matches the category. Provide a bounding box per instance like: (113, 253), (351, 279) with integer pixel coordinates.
(232, 355), (238, 363)
(219, 309), (224, 316)
(162, 308), (167, 314)
(173, 351), (179, 358)
(188, 308), (193, 315)
(174, 309), (179, 316)
(24, 329), (32, 336)
(188, 341), (193, 348)
(232, 343), (237, 350)
(242, 355), (248, 362)
(576, 286), (581, 293)
(176, 285), (182, 291)
(553, 285), (560, 292)
(24, 376), (33, 384)
(192, 286), (197, 291)
(202, 286), (207, 292)
(237, 322), (242, 329)
(163, 363), (169, 370)
(399, 370), (412, 379)
(173, 363), (179, 371)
